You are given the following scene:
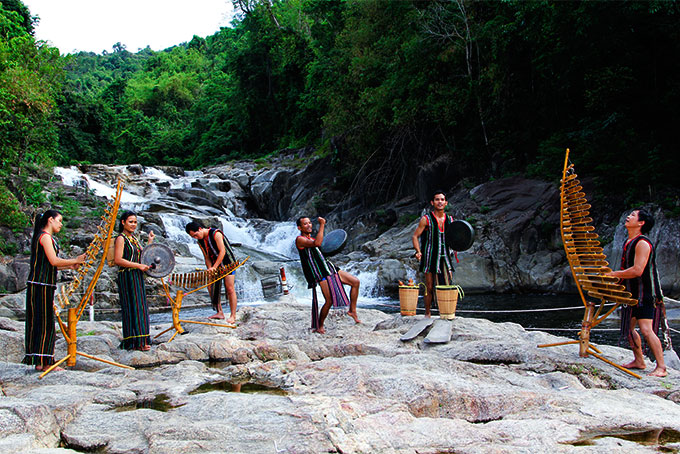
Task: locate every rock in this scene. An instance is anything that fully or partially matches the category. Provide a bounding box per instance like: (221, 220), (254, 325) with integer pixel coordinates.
(1, 300), (680, 454)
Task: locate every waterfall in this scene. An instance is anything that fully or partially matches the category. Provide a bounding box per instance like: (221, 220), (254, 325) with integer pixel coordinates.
(54, 165), (392, 309)
(54, 166), (147, 206)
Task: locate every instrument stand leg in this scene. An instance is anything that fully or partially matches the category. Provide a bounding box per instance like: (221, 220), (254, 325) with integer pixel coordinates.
(156, 290), (236, 344)
(538, 302), (641, 380)
(579, 302), (595, 357)
(40, 308), (133, 379)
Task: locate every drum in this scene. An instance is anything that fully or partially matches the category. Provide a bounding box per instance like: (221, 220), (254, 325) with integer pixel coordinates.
(320, 229), (348, 256)
(446, 220), (475, 251)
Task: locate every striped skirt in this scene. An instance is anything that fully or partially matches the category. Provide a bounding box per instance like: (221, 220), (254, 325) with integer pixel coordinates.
(23, 283), (56, 367)
(117, 269), (150, 350)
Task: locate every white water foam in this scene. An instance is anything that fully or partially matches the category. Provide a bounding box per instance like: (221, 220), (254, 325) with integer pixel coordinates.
(54, 166), (147, 205)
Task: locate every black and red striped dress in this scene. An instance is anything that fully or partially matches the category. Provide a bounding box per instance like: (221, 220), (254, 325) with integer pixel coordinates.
(23, 232), (58, 367)
(116, 233), (150, 350)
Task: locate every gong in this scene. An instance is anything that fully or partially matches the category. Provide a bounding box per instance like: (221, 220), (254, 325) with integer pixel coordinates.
(446, 220), (475, 251)
(320, 229), (348, 256)
(140, 243), (175, 278)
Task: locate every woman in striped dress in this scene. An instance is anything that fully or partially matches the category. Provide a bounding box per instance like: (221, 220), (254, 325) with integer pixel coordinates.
(23, 210), (86, 371)
(114, 211), (154, 351)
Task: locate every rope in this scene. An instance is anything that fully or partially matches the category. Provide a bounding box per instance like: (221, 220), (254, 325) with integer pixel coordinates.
(525, 327), (619, 332)
(371, 302), (608, 314)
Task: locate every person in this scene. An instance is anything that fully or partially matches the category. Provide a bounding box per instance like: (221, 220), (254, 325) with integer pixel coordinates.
(606, 208), (666, 377)
(296, 216), (360, 334)
(114, 211), (154, 351)
(411, 190), (456, 317)
(185, 221), (238, 323)
(23, 210), (86, 371)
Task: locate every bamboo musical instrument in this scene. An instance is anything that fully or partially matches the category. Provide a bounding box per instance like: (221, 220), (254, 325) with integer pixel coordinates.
(538, 149), (641, 379)
(156, 257), (250, 343)
(41, 180), (133, 378)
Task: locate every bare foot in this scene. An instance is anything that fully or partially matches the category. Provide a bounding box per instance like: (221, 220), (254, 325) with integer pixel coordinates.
(140, 345), (151, 351)
(226, 316), (236, 325)
(208, 313), (225, 320)
(347, 311), (361, 324)
(622, 360), (646, 370)
(313, 327), (326, 334)
(424, 313), (431, 318)
(649, 367), (667, 377)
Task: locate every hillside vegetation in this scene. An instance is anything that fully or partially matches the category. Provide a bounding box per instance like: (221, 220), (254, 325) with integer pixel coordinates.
(2, 0), (679, 232)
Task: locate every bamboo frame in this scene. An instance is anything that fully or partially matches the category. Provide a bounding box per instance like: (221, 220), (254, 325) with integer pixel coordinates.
(41, 181), (132, 379)
(537, 149), (641, 379)
(154, 257), (250, 343)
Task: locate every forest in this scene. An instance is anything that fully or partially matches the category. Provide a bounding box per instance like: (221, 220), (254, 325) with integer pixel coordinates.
(1, 0), (679, 231)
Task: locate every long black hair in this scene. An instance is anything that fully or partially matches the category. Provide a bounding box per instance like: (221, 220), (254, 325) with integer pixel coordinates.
(29, 210), (60, 271)
(118, 211), (137, 233)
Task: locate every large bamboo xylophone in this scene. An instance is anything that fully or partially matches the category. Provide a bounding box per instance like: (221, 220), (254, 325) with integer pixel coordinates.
(156, 257), (250, 343)
(538, 149), (641, 378)
(41, 180), (133, 378)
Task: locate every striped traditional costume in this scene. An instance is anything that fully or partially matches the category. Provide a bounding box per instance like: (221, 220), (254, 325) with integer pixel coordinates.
(297, 238), (349, 330)
(23, 232), (59, 367)
(197, 228), (236, 311)
(117, 233), (150, 350)
(418, 211), (455, 280)
(618, 234), (669, 352)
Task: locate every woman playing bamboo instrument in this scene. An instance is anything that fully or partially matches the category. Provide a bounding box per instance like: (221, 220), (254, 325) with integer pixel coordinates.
(23, 210), (86, 371)
(114, 211), (154, 351)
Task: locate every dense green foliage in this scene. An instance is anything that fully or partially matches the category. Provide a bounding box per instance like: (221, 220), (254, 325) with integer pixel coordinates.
(2, 0), (680, 228)
(0, 0), (61, 228)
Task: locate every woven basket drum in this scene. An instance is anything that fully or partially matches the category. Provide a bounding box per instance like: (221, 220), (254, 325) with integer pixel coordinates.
(436, 286), (458, 319)
(398, 286), (419, 316)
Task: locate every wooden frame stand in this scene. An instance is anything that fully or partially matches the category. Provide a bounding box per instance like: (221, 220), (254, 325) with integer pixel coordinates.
(154, 258), (249, 343)
(537, 149), (641, 379)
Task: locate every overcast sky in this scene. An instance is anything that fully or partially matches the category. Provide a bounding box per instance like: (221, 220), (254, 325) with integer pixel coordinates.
(22, 0), (234, 54)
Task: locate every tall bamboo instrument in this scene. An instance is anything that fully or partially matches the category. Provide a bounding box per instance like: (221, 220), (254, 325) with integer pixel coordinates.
(155, 257), (250, 343)
(41, 180), (133, 378)
(538, 149), (641, 379)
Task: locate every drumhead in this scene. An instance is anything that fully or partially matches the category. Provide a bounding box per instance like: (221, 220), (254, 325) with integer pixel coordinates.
(140, 243), (176, 278)
(446, 220), (475, 251)
(320, 229), (348, 256)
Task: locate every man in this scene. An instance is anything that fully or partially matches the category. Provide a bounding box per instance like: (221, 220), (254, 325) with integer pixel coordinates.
(411, 190), (456, 317)
(185, 221), (238, 324)
(606, 208), (666, 377)
(296, 216), (360, 334)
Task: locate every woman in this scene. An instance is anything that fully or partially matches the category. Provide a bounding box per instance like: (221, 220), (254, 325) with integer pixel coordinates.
(114, 211), (154, 351)
(23, 210), (86, 371)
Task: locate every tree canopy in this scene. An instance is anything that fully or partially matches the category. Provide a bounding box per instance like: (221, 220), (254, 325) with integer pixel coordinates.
(2, 0), (680, 230)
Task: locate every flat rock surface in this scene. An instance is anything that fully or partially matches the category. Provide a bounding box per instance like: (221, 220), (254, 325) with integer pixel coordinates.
(1, 295), (679, 453)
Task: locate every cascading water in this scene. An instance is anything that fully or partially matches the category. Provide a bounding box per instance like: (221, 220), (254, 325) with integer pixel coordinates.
(53, 165), (393, 314)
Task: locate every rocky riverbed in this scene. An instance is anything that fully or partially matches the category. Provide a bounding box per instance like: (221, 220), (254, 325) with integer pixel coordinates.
(1, 296), (679, 453)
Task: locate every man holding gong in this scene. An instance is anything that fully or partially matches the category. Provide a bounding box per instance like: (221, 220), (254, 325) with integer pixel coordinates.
(411, 190), (457, 318)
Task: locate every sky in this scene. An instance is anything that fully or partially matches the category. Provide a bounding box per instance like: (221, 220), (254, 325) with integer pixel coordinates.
(22, 0), (235, 54)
